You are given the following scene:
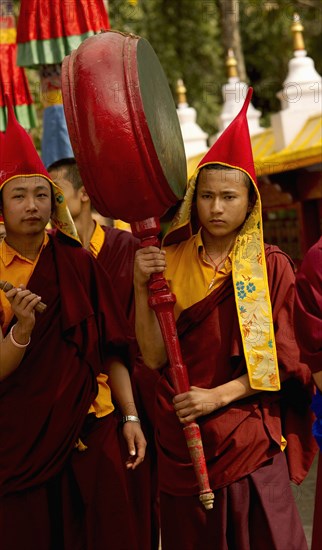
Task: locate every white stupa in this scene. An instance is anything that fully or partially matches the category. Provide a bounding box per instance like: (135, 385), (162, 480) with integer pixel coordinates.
(271, 14), (322, 150)
(210, 50), (264, 145)
(176, 79), (208, 160)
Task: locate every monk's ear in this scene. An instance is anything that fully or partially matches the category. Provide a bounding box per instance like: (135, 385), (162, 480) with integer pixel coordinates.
(80, 186), (90, 204)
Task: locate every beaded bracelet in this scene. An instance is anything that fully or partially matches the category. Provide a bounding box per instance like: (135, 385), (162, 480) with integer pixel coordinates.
(122, 415), (141, 424)
(9, 324), (31, 348)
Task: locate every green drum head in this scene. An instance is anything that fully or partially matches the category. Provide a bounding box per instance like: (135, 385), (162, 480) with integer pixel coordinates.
(137, 39), (187, 200)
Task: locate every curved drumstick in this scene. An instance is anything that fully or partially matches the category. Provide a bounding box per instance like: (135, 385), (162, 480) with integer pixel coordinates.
(0, 280), (47, 313)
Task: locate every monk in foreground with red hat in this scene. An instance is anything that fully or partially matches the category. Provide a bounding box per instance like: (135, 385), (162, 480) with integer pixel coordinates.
(0, 99), (146, 549)
(134, 89), (317, 549)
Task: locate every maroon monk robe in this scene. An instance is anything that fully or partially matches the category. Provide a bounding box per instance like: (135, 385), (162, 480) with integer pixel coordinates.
(97, 226), (140, 323)
(154, 245), (316, 548)
(60, 413), (139, 550)
(160, 452), (308, 550)
(155, 246), (316, 495)
(96, 225), (160, 550)
(294, 236), (322, 374)
(0, 233), (133, 548)
(97, 226), (160, 408)
(294, 237), (322, 550)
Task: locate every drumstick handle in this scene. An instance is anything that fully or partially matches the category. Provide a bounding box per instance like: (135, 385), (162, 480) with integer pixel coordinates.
(0, 280), (47, 313)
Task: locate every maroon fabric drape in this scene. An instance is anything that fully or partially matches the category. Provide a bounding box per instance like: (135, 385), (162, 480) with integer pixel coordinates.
(294, 237), (322, 550)
(0, 234), (130, 497)
(154, 245), (317, 496)
(294, 236), (322, 373)
(97, 226), (139, 324)
(159, 452), (308, 550)
(60, 413), (139, 550)
(0, 414), (138, 550)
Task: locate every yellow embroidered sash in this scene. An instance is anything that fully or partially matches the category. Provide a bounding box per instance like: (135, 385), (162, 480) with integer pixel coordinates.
(164, 161), (280, 391)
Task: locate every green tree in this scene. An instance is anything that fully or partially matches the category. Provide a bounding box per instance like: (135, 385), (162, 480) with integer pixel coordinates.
(109, 0), (321, 132)
(240, 0), (322, 122)
(12, 0), (322, 135)
(109, 0), (225, 136)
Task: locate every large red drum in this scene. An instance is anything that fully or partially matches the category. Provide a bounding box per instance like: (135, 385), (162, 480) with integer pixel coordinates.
(61, 30), (187, 222)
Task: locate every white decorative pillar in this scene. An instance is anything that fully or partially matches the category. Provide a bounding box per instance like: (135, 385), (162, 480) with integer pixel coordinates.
(271, 14), (322, 150)
(176, 79), (208, 160)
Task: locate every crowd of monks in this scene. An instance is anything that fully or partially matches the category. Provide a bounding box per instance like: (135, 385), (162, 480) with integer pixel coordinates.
(0, 91), (321, 550)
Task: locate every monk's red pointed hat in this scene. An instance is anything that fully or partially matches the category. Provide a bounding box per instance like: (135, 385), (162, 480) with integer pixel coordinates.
(198, 87), (257, 186)
(0, 96), (80, 243)
(0, 96), (51, 189)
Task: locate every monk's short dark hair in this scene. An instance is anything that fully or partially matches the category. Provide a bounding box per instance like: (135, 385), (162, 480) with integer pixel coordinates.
(48, 158), (83, 192)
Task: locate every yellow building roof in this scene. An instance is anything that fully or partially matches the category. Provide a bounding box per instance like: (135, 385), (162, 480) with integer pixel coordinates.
(252, 128), (276, 161)
(255, 114), (322, 176)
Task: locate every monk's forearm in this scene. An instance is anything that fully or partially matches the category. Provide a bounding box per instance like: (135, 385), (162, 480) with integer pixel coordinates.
(106, 358), (139, 416)
(107, 357), (147, 467)
(174, 374), (262, 423)
(213, 374), (261, 406)
(134, 282), (167, 369)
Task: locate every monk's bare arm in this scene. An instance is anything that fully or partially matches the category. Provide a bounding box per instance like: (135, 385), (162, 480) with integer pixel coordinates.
(0, 287), (41, 381)
(173, 374), (261, 423)
(217, 373), (261, 404)
(134, 247), (168, 369)
(106, 357), (146, 469)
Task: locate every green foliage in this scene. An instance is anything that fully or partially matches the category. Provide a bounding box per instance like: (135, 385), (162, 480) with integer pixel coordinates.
(109, 0), (225, 136)
(240, 0), (322, 119)
(12, 0), (322, 138)
(109, 0), (321, 134)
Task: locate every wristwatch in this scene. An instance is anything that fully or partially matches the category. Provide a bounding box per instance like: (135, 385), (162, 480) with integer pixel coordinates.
(122, 415), (141, 424)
